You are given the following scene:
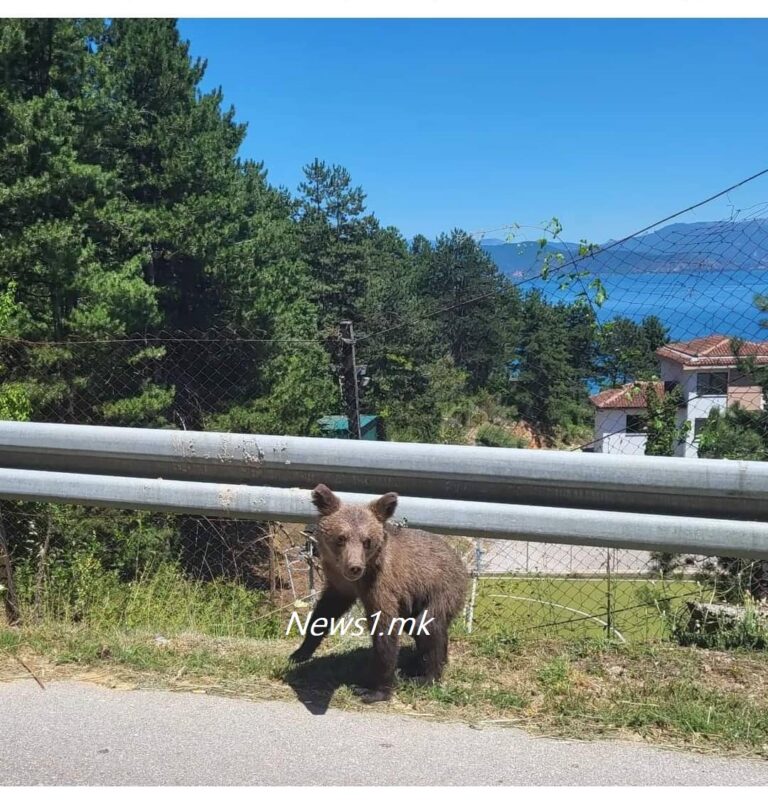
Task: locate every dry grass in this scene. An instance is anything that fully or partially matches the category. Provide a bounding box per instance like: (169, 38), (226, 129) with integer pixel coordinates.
(2, 625), (768, 759)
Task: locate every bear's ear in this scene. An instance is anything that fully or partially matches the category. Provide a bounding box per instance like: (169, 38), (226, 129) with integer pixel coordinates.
(370, 492), (398, 523)
(311, 484), (341, 516)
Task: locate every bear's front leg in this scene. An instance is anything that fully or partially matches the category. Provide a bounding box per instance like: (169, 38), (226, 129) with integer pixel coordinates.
(289, 587), (355, 663)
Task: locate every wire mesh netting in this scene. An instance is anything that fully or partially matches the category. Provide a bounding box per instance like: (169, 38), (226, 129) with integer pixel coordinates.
(468, 544), (768, 646)
(3, 194), (768, 646)
(3, 494), (766, 647)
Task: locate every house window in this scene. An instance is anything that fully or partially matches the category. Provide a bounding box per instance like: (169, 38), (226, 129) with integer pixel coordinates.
(693, 418), (709, 440)
(696, 372), (728, 396)
(625, 414), (647, 434)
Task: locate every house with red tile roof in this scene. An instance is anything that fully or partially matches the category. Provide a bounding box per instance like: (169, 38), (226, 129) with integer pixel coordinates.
(589, 335), (768, 456)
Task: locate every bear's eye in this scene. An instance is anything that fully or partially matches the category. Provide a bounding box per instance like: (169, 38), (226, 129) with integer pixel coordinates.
(336, 536), (346, 547)
(362, 538), (371, 549)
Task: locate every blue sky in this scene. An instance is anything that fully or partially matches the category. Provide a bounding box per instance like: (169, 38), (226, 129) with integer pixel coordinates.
(178, 19), (768, 244)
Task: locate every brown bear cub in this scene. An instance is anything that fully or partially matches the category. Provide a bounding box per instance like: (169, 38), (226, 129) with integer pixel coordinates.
(289, 484), (468, 703)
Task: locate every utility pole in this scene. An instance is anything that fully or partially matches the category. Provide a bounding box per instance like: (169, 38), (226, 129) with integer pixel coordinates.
(339, 320), (362, 440)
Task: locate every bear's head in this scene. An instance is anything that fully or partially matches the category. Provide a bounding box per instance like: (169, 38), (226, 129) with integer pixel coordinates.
(310, 484), (398, 582)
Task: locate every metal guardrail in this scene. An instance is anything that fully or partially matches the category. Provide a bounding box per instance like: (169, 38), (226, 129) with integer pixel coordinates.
(2, 421), (768, 520)
(1, 467), (767, 559)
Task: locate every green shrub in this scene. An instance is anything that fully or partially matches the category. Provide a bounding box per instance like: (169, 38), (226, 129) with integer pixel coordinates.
(475, 423), (526, 449)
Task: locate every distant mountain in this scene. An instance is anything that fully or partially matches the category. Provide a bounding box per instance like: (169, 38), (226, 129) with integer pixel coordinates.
(481, 219), (768, 278)
(480, 239), (582, 278)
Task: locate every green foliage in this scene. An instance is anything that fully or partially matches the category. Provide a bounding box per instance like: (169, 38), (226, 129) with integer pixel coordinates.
(635, 318), (675, 496)
(698, 406), (768, 461)
(1, 18), (694, 635)
(470, 631), (521, 660)
(0, 18), (626, 451)
(0, 281), (31, 420)
(674, 598), (768, 651)
(695, 402), (768, 602)
(297, 158), (370, 327)
(100, 384), (176, 427)
(537, 656), (572, 693)
(14, 558), (279, 638)
(536, 218), (604, 307)
(511, 292), (593, 439)
(475, 423), (526, 449)
(644, 383), (690, 457)
(0, 382), (31, 421)
(0, 19), (328, 433)
(596, 315), (670, 387)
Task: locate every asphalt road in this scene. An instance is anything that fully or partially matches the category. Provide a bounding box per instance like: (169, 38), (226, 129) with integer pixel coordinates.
(2, 680), (768, 785)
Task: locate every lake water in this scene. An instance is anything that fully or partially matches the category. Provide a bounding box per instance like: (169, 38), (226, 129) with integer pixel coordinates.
(532, 268), (768, 342)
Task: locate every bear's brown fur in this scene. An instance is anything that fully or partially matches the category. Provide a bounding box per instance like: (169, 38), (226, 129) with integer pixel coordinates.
(289, 484), (468, 703)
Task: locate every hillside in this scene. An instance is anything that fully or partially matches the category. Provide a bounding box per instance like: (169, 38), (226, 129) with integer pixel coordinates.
(481, 219), (768, 278)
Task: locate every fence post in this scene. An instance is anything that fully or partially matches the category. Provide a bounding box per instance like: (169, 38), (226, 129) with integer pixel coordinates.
(307, 537), (316, 601)
(33, 518), (52, 621)
(466, 540), (482, 634)
(0, 503), (20, 625)
(605, 547), (614, 640)
(268, 524), (277, 604)
(526, 540), (530, 573)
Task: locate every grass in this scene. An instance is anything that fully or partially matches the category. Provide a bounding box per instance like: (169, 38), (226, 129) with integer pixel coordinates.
(4, 551), (766, 756)
(16, 562), (701, 644)
(10, 560), (282, 639)
(3, 623), (768, 759)
(473, 576), (704, 641)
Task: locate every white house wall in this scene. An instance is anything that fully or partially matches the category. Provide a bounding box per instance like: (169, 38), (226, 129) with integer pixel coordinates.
(680, 368), (726, 457)
(594, 358), (763, 459)
(656, 358), (727, 457)
(593, 408), (647, 455)
(660, 359), (685, 385)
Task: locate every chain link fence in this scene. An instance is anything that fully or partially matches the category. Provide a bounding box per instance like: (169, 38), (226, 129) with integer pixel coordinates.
(468, 543), (767, 646)
(3, 206), (768, 646)
(3, 492), (766, 648)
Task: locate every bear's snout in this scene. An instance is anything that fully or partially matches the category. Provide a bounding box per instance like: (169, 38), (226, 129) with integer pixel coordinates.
(346, 563), (364, 580)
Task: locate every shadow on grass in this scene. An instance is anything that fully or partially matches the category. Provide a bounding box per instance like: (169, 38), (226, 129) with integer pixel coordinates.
(283, 643), (419, 715)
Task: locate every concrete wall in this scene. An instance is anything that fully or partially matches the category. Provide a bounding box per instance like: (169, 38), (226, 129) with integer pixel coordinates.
(660, 360), (685, 385)
(658, 359), (727, 457)
(593, 407), (647, 455)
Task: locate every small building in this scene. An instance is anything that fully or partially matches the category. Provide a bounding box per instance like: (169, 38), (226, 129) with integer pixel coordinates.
(590, 381), (665, 456)
(589, 334), (768, 457)
(317, 414), (382, 441)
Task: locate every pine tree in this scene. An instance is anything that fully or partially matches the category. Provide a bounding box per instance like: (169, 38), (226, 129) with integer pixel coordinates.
(513, 292), (579, 438)
(596, 315), (669, 387)
(297, 158), (370, 328)
(417, 230), (507, 390)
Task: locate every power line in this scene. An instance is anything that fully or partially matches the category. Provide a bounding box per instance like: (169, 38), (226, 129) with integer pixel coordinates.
(357, 167), (768, 345)
(472, 166), (768, 246)
(0, 334), (323, 347)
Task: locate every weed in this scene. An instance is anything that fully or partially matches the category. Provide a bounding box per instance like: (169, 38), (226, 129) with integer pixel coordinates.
(537, 656), (571, 693)
(470, 632), (520, 660)
(475, 423), (527, 449)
